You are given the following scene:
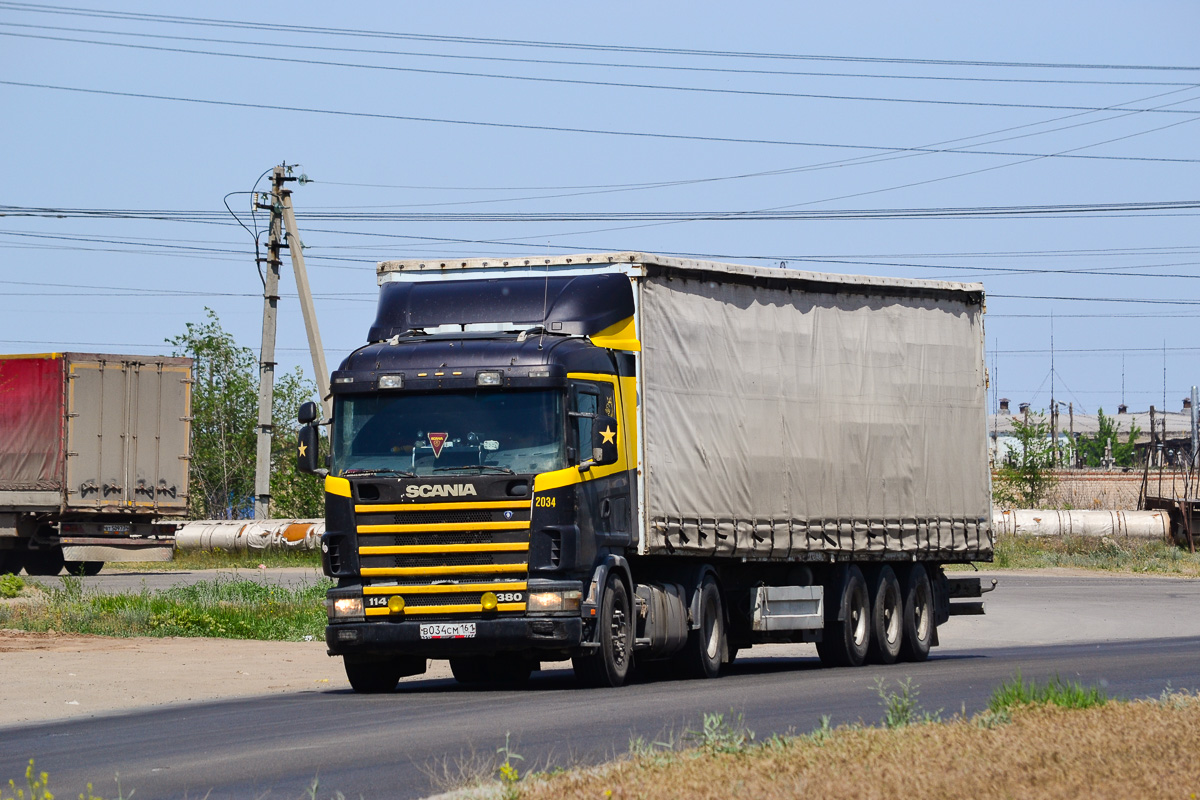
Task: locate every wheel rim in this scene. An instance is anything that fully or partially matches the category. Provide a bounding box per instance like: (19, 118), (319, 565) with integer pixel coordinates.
(701, 594), (720, 660)
(850, 588), (868, 647)
(610, 598), (628, 667)
(883, 586), (901, 645)
(913, 583), (931, 641)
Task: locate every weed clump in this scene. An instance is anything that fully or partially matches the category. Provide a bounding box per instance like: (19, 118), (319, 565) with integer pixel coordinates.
(988, 670), (1108, 713)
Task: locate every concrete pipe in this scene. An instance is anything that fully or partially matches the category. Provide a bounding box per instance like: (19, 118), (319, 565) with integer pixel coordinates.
(175, 519), (325, 551)
(991, 509), (1170, 540)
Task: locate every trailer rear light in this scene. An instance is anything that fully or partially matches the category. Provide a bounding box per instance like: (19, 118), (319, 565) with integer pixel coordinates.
(528, 590), (581, 614)
(476, 370), (503, 387)
(61, 523), (83, 534)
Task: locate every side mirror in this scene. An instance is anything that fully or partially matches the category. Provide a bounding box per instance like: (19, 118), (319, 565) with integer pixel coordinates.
(297, 423), (322, 475)
(298, 401), (319, 425)
(579, 415), (619, 471)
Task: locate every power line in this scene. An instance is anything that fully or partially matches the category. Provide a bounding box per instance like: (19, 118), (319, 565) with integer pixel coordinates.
(5, 80), (1200, 163)
(2, 2), (1197, 72)
(2, 20), (1194, 90)
(8, 29), (1200, 116)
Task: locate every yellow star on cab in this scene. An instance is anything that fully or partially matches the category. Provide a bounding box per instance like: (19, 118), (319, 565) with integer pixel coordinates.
(298, 442), (308, 457)
(599, 426), (616, 444)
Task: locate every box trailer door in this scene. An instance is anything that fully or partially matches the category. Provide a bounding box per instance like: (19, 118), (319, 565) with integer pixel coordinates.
(130, 361), (190, 513)
(66, 358), (131, 509)
(65, 357), (190, 513)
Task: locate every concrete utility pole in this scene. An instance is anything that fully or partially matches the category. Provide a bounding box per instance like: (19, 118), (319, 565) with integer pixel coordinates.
(279, 179), (331, 420)
(253, 166), (285, 520)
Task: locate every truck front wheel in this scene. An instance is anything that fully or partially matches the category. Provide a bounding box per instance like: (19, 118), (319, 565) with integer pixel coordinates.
(816, 565), (870, 667)
(573, 575), (632, 688)
(343, 654), (411, 693)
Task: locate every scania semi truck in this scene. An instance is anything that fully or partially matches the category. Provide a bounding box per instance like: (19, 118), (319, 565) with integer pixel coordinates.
(299, 252), (993, 691)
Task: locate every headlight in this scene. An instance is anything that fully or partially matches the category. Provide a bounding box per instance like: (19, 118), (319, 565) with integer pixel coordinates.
(326, 595), (364, 620)
(378, 374), (404, 389)
(527, 590), (582, 614)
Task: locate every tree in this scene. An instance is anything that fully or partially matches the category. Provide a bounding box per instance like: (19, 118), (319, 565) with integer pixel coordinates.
(993, 412), (1058, 508)
(169, 308), (325, 519)
(1076, 408), (1141, 468)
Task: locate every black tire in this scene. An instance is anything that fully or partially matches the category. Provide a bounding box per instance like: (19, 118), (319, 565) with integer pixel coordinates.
(673, 576), (727, 679)
(816, 565), (871, 668)
(343, 655), (403, 693)
(451, 655), (534, 686)
(0, 549), (22, 575)
(573, 575), (633, 687)
(64, 561), (104, 577)
(23, 547), (65, 576)
(867, 566), (903, 665)
(899, 564), (934, 663)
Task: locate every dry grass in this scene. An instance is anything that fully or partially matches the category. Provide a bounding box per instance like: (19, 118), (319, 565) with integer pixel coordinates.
(986, 532), (1200, 576)
(517, 699), (1200, 800)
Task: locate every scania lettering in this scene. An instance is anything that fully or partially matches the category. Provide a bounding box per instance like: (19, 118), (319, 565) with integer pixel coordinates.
(299, 252), (994, 692)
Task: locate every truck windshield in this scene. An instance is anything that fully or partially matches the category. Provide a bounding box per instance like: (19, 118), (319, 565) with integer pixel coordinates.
(332, 390), (565, 476)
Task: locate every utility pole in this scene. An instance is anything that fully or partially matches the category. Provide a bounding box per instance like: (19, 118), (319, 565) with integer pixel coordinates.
(253, 166), (285, 520)
(279, 176), (331, 419)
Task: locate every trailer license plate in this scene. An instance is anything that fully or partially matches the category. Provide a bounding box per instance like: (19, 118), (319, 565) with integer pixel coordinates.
(420, 623), (476, 640)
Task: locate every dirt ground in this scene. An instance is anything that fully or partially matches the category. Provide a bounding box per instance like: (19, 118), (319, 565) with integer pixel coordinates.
(0, 630), (454, 727)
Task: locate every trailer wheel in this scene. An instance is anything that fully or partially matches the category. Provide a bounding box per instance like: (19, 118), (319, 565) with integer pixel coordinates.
(343, 655), (405, 693)
(573, 575), (632, 687)
(816, 565), (870, 667)
(899, 564), (934, 662)
(23, 546), (64, 576)
(674, 576), (727, 679)
(64, 561), (103, 577)
(867, 566), (903, 665)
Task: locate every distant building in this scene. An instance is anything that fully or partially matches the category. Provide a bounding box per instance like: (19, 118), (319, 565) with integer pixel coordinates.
(988, 402), (1196, 468)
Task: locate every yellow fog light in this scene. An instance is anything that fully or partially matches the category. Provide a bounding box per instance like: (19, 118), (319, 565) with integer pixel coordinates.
(387, 595), (406, 614)
(481, 591), (499, 611)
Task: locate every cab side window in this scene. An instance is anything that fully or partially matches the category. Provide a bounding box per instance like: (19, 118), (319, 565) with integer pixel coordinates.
(570, 382), (616, 462)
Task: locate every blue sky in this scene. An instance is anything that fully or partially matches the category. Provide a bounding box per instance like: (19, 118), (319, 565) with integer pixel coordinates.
(2, 1), (1197, 415)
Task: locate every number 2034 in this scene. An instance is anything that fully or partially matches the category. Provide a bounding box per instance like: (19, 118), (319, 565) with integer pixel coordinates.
(534, 496), (556, 508)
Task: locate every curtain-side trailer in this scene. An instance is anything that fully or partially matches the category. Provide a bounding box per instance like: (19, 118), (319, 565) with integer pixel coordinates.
(300, 252), (993, 691)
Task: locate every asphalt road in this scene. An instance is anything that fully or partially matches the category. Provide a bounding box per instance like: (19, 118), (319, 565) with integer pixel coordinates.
(3, 573), (1200, 800)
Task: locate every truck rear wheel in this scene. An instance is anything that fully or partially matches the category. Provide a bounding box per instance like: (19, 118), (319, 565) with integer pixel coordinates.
(573, 575), (632, 688)
(816, 565), (870, 667)
(867, 566), (903, 665)
(899, 564), (934, 662)
(23, 546), (64, 576)
(64, 561), (103, 577)
(674, 576), (727, 679)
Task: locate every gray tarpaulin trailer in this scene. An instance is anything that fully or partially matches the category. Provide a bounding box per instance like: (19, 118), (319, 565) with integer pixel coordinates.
(0, 353), (192, 575)
(312, 252), (994, 691)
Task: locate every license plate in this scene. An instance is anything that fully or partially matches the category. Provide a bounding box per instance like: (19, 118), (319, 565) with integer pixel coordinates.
(420, 623), (476, 640)
(102, 524), (131, 534)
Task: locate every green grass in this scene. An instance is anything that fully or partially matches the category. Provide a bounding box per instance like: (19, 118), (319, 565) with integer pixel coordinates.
(121, 547), (321, 571)
(988, 671), (1109, 713)
(0, 574), (24, 599)
(985, 533), (1200, 575)
(0, 575), (331, 640)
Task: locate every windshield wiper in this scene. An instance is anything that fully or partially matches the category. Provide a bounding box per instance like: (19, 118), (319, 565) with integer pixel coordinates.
(433, 465), (515, 475)
(343, 468), (417, 477)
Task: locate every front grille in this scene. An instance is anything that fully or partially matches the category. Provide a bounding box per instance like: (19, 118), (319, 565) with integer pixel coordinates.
(355, 496), (531, 617)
